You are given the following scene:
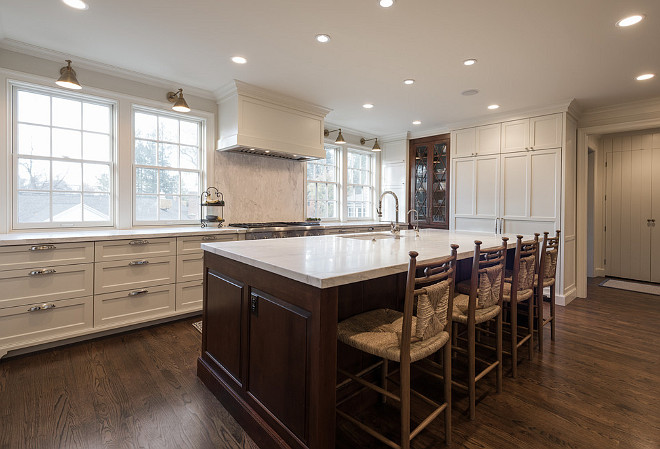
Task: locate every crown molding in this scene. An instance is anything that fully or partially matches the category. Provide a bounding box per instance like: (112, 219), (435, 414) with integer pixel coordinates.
(380, 131), (409, 143)
(0, 38), (216, 100)
(579, 96), (660, 128)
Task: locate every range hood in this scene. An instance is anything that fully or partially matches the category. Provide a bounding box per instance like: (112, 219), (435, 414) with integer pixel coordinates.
(216, 80), (332, 161)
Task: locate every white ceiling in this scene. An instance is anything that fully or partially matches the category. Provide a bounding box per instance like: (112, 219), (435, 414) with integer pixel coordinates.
(1, 0), (659, 136)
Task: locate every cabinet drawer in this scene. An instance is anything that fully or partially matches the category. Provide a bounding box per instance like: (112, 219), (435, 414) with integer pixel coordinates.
(94, 237), (176, 261)
(177, 253), (203, 282)
(0, 242), (93, 272)
(94, 284), (175, 328)
(177, 234), (239, 255)
(176, 279), (203, 312)
(94, 256), (176, 294)
(0, 296), (93, 349)
(0, 263), (93, 309)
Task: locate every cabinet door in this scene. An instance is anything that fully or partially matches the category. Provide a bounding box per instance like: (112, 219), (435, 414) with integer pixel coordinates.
(411, 143), (429, 222)
(501, 119), (530, 153)
(476, 123), (501, 155)
(430, 142), (449, 226)
(452, 128), (476, 158)
(530, 114), (562, 150)
(453, 155), (499, 233)
(500, 152), (529, 220)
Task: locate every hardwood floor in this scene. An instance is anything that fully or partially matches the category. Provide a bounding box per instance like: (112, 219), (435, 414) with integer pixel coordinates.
(1, 278), (659, 449)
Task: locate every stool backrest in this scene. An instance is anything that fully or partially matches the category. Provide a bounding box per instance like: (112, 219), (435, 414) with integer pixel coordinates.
(466, 238), (508, 317)
(510, 234), (540, 293)
(538, 230), (560, 288)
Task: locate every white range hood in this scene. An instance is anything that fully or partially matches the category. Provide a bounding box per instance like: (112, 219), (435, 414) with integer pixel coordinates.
(216, 80), (332, 161)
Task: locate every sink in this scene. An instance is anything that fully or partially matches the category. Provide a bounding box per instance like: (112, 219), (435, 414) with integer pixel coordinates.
(340, 233), (404, 240)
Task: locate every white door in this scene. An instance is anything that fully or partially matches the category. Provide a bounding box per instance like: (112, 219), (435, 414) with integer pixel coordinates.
(452, 155), (499, 232)
(651, 148), (660, 282)
(530, 114), (563, 150)
(501, 119), (529, 153)
(476, 123), (501, 156)
(605, 149), (652, 281)
(453, 128), (476, 158)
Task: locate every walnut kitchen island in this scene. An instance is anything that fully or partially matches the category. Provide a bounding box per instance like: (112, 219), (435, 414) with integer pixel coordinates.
(198, 229), (518, 449)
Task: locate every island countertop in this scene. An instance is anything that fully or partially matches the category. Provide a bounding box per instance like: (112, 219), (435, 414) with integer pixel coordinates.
(202, 229), (521, 288)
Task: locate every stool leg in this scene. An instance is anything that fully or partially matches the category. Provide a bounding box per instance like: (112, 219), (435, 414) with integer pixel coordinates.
(496, 313), (503, 393)
(380, 359), (388, 404)
(511, 298), (518, 378)
(443, 342), (452, 446)
(550, 284), (556, 341)
(400, 359), (411, 449)
(528, 294), (534, 361)
(468, 320), (476, 420)
(537, 289), (544, 353)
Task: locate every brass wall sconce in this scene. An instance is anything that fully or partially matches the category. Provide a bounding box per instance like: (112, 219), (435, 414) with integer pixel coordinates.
(360, 137), (381, 152)
(55, 60), (82, 90)
(167, 88), (191, 112)
(324, 128), (346, 144)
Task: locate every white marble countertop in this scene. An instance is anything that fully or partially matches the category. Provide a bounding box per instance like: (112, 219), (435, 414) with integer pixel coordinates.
(202, 229), (522, 288)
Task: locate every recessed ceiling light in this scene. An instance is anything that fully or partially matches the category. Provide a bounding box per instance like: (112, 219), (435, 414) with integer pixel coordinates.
(412, 120), (421, 125)
(231, 56), (247, 64)
(315, 34), (331, 43)
(379, 0), (394, 7)
(403, 79), (415, 85)
(363, 103), (374, 109)
(488, 104), (500, 110)
(462, 89), (479, 96)
(463, 59), (477, 66)
(616, 15), (644, 27)
(636, 73), (655, 81)
(62, 0), (88, 9)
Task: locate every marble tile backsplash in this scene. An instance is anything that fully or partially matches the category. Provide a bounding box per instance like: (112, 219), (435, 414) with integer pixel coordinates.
(213, 152), (304, 223)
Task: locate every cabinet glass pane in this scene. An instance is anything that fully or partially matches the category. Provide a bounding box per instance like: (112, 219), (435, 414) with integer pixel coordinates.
(432, 143), (447, 224)
(414, 145), (428, 220)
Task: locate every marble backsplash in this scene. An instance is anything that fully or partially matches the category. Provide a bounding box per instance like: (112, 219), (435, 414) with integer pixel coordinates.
(213, 152), (304, 223)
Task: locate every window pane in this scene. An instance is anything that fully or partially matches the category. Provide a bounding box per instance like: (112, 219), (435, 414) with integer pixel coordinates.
(53, 192), (82, 221)
(318, 202), (328, 218)
(18, 124), (50, 156)
(159, 116), (179, 143)
(158, 143), (179, 168)
(18, 192), (50, 223)
(136, 168), (157, 194)
(83, 103), (110, 133)
(159, 170), (180, 194)
(180, 146), (199, 169)
(347, 185), (354, 201)
(52, 128), (82, 159)
(136, 195), (157, 221)
(135, 140), (157, 165)
(318, 183), (328, 201)
(181, 196), (199, 220)
(135, 112), (157, 139)
(158, 195), (180, 220)
(52, 161), (82, 191)
(326, 166), (336, 182)
(180, 121), (198, 146)
(83, 132), (110, 162)
(17, 91), (50, 125)
(326, 149), (336, 165)
(181, 172), (199, 195)
(307, 183), (316, 201)
(328, 185), (336, 201)
(83, 163), (110, 192)
(328, 202), (336, 218)
(17, 158), (50, 190)
(307, 202), (317, 219)
(52, 97), (81, 129)
(83, 193), (110, 221)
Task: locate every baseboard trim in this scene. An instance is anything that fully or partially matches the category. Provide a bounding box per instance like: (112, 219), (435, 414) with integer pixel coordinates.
(557, 286), (577, 306)
(594, 268), (606, 276)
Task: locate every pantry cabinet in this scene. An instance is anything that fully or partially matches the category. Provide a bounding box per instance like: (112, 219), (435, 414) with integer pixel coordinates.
(409, 134), (450, 229)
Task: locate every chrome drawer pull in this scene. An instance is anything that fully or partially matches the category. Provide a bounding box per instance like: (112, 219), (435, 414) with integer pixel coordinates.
(202, 236), (217, 241)
(29, 268), (57, 276)
(41, 303), (56, 310)
(128, 289), (149, 296)
(128, 260), (149, 266)
(29, 244), (56, 251)
(129, 239), (149, 245)
(27, 306), (41, 312)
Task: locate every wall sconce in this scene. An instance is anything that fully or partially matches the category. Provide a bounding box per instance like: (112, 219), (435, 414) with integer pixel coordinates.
(167, 88), (191, 112)
(55, 60), (82, 90)
(324, 128), (346, 144)
(360, 137), (381, 152)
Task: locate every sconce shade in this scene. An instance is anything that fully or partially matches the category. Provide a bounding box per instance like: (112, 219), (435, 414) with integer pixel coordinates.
(56, 60), (82, 90)
(168, 88), (191, 112)
(335, 129), (346, 144)
(371, 139), (381, 151)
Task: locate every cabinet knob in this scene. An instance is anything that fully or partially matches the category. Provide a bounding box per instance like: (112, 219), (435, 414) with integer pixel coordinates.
(202, 236), (217, 241)
(128, 260), (150, 266)
(29, 268), (57, 276)
(27, 306), (41, 312)
(128, 289), (149, 296)
(129, 239), (149, 245)
(40, 303), (56, 310)
(29, 244), (56, 251)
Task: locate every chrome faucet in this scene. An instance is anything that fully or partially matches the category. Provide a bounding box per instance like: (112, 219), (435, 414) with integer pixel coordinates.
(377, 191), (400, 236)
(407, 209), (420, 238)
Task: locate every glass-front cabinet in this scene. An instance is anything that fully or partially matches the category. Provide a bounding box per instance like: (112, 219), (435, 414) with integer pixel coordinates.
(409, 134), (450, 229)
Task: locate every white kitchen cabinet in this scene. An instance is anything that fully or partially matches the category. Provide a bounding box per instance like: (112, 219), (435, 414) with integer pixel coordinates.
(452, 124), (501, 158)
(452, 154), (500, 232)
(94, 237), (176, 262)
(0, 242), (93, 271)
(176, 279), (204, 312)
(452, 128), (476, 158)
(94, 255), (176, 295)
(501, 119), (530, 153)
(501, 113), (562, 154)
(94, 284), (176, 328)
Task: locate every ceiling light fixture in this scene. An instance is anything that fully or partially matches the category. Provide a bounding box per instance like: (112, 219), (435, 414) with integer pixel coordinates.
(403, 79), (415, 85)
(462, 89), (479, 96)
(412, 120), (421, 125)
(636, 73), (655, 81)
(55, 60), (82, 90)
(379, 0), (394, 7)
(315, 34), (331, 43)
(360, 137), (381, 152)
(488, 104), (500, 110)
(231, 56), (247, 64)
(62, 0), (88, 10)
(362, 103), (374, 109)
(167, 89), (191, 112)
(463, 59), (477, 66)
(324, 128), (346, 144)
(616, 15), (644, 27)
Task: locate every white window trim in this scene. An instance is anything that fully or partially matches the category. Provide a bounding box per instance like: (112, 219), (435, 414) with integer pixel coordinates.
(9, 81), (117, 230)
(305, 145), (341, 221)
(344, 147), (376, 222)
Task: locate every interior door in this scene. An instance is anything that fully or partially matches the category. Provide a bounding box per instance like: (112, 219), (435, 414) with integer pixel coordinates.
(651, 148), (660, 282)
(605, 149), (652, 281)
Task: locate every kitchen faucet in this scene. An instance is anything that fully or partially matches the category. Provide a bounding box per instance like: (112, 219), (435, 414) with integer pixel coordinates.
(377, 191), (400, 236)
(407, 209), (420, 238)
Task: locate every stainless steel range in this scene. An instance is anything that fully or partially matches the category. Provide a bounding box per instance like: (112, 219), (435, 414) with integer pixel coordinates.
(229, 222), (324, 240)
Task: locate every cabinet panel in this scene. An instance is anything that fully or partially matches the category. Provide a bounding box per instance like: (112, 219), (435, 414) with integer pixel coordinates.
(176, 279), (203, 312)
(94, 237), (176, 261)
(94, 256), (176, 294)
(476, 123), (501, 155)
(501, 119), (529, 153)
(0, 242), (93, 272)
(248, 289), (310, 442)
(177, 234), (238, 255)
(475, 156), (499, 216)
(651, 148), (660, 282)
(501, 153), (529, 218)
(453, 158), (475, 216)
(453, 128), (476, 158)
(94, 284), (175, 328)
(530, 149), (560, 218)
(409, 134), (450, 228)
(177, 253), (203, 282)
(530, 114), (562, 150)
(205, 270), (244, 385)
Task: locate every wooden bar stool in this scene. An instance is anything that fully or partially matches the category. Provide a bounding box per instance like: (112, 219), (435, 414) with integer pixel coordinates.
(536, 230), (560, 352)
(452, 238), (507, 420)
(502, 235), (539, 377)
(336, 246), (458, 449)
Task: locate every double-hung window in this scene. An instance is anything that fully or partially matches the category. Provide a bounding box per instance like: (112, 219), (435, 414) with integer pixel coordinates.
(306, 146), (339, 219)
(346, 149), (374, 219)
(12, 85), (114, 228)
(133, 108), (203, 224)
